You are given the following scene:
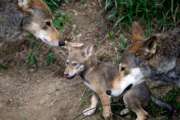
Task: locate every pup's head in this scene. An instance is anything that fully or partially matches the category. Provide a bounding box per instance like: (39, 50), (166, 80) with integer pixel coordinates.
(64, 42), (94, 79)
(18, 0), (65, 46)
(129, 22), (158, 60)
(106, 64), (133, 97)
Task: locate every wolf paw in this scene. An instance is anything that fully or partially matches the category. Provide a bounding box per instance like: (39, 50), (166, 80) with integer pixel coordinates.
(120, 108), (129, 116)
(103, 111), (112, 120)
(83, 107), (96, 116)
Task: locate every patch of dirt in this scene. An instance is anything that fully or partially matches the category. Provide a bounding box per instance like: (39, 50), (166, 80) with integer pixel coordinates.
(0, 68), (84, 120)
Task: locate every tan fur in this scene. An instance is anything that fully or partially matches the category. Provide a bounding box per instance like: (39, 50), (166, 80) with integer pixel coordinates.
(18, 0), (50, 13)
(64, 43), (151, 120)
(129, 22), (145, 54)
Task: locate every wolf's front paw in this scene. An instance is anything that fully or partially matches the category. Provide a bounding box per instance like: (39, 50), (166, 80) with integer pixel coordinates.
(83, 107), (96, 116)
(120, 108), (129, 115)
(103, 111), (112, 120)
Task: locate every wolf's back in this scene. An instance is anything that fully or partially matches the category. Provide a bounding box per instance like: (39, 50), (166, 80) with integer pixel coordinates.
(156, 27), (180, 58)
(0, 0), (24, 42)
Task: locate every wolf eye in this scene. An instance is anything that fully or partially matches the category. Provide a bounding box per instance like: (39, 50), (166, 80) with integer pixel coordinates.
(66, 61), (69, 65)
(45, 21), (51, 26)
(72, 63), (78, 66)
(42, 21), (51, 30)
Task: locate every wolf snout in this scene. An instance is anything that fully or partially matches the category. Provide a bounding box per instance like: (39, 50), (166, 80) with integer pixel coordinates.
(106, 90), (112, 95)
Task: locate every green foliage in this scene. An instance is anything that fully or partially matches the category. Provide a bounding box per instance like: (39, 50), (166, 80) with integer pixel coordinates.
(104, 0), (180, 35)
(27, 51), (38, 66)
(26, 34), (57, 67)
(43, 0), (70, 12)
(114, 34), (127, 64)
(163, 88), (180, 110)
(148, 88), (180, 118)
(0, 64), (8, 70)
(46, 51), (56, 65)
(119, 34), (127, 50)
(53, 11), (71, 31)
(108, 31), (116, 41)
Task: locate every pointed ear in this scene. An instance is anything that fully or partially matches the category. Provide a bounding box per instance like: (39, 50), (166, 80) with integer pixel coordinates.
(132, 22), (144, 42)
(65, 42), (84, 52)
(83, 45), (94, 58)
(18, 0), (30, 11)
(144, 35), (158, 54)
(68, 42), (84, 48)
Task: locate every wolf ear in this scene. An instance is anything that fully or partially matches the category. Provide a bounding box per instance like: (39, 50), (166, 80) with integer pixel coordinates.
(83, 45), (94, 58)
(68, 42), (84, 48)
(18, 0), (30, 11)
(143, 35), (158, 55)
(132, 22), (144, 42)
(18, 0), (50, 13)
(128, 22), (145, 54)
(65, 42), (84, 51)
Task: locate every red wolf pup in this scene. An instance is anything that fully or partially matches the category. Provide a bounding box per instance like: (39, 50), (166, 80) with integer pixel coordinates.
(64, 42), (173, 120)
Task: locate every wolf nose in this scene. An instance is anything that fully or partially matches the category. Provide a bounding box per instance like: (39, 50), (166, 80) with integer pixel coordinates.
(59, 41), (65, 46)
(106, 90), (112, 95)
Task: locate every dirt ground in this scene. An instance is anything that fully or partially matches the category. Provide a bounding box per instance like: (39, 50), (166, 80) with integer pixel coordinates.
(0, 0), (179, 120)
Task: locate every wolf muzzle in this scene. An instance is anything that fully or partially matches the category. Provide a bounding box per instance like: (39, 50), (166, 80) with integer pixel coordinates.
(106, 84), (133, 96)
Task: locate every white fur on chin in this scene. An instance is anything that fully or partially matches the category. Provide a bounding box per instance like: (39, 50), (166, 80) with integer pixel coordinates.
(110, 67), (145, 97)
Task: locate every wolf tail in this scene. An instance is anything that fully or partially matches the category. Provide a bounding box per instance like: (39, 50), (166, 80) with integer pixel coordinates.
(150, 70), (180, 87)
(151, 96), (174, 114)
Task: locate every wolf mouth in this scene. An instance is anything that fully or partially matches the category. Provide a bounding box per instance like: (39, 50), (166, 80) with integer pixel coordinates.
(65, 74), (77, 79)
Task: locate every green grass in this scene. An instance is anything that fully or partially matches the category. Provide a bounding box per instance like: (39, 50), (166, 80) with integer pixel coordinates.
(103, 0), (180, 36)
(46, 51), (56, 65)
(53, 10), (71, 32)
(148, 88), (180, 118)
(107, 32), (128, 64)
(43, 0), (70, 12)
(163, 88), (180, 110)
(27, 51), (38, 66)
(26, 34), (40, 66)
(26, 34), (57, 67)
(0, 64), (8, 71)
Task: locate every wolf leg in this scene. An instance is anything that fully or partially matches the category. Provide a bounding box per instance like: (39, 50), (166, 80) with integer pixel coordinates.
(99, 93), (112, 120)
(120, 108), (130, 115)
(135, 109), (149, 120)
(83, 94), (98, 116)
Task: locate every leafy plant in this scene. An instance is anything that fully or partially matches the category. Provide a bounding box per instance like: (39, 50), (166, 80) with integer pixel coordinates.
(27, 51), (38, 66)
(163, 88), (180, 110)
(148, 88), (180, 118)
(43, 0), (70, 12)
(0, 64), (8, 70)
(104, 0), (180, 35)
(119, 34), (127, 50)
(46, 51), (56, 65)
(53, 11), (71, 31)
